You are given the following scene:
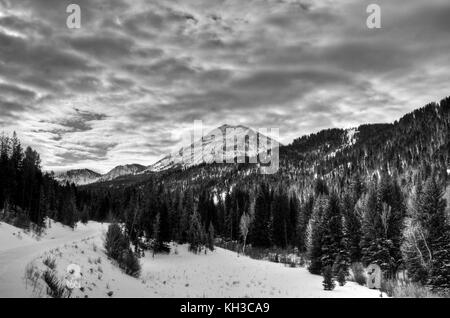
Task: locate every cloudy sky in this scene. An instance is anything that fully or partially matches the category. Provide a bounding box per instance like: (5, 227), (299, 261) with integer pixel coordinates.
(1, 0), (449, 173)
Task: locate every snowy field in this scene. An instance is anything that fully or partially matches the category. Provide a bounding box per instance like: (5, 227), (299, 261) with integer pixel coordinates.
(0, 221), (382, 298)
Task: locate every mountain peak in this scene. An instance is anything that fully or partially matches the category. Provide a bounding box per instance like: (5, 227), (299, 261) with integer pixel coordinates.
(147, 124), (280, 172)
(55, 169), (101, 185)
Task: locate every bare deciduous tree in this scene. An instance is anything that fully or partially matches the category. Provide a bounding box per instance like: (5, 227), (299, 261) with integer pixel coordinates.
(240, 213), (251, 255)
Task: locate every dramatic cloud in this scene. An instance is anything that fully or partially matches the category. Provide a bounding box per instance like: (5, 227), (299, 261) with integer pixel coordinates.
(0, 0), (449, 172)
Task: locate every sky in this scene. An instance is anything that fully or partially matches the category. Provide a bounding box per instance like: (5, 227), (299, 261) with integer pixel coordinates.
(1, 0), (450, 173)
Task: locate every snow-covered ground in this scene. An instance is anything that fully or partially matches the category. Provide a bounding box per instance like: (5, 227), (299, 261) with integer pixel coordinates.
(0, 221), (382, 298)
(139, 244), (382, 298)
(0, 220), (107, 297)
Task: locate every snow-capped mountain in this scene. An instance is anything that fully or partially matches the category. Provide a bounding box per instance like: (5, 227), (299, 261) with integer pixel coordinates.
(55, 169), (101, 186)
(54, 125), (280, 184)
(99, 164), (146, 182)
(55, 164), (147, 185)
(146, 124), (281, 172)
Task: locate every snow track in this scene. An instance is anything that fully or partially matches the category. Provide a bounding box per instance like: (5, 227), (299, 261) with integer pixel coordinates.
(0, 221), (105, 297)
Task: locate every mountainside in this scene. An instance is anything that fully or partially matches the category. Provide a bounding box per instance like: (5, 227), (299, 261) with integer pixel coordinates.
(146, 124), (280, 172)
(54, 169), (101, 186)
(282, 98), (450, 179)
(99, 164), (146, 182)
(126, 97), (448, 192)
(71, 97), (450, 189)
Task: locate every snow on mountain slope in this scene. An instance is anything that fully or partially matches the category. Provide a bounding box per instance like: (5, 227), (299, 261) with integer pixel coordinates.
(147, 124), (280, 172)
(327, 128), (359, 159)
(99, 164), (146, 182)
(55, 164), (146, 185)
(55, 169), (101, 186)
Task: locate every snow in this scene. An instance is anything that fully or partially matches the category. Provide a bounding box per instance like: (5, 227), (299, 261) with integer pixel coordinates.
(0, 220), (107, 297)
(1, 222), (382, 298)
(55, 169), (101, 185)
(138, 244), (382, 298)
(148, 125), (280, 172)
(345, 128), (358, 147)
(99, 164), (146, 182)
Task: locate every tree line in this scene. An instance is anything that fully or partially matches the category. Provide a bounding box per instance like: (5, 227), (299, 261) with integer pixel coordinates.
(0, 133), (80, 229)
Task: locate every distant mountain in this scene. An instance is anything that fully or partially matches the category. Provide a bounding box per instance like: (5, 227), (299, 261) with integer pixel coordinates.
(55, 169), (101, 186)
(145, 124), (281, 172)
(55, 164), (146, 185)
(99, 164), (146, 182)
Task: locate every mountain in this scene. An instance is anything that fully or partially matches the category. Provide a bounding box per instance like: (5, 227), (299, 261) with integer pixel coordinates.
(99, 164), (146, 182)
(58, 98), (450, 188)
(124, 97), (447, 192)
(54, 169), (102, 186)
(55, 164), (147, 185)
(146, 124), (280, 172)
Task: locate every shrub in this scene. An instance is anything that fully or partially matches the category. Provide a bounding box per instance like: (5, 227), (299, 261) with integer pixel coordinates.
(104, 223), (128, 260)
(337, 268), (346, 286)
(322, 265), (336, 291)
(43, 256), (56, 270)
(380, 279), (440, 298)
(121, 249), (141, 278)
(43, 270), (69, 298)
(350, 262), (366, 286)
(104, 223), (141, 277)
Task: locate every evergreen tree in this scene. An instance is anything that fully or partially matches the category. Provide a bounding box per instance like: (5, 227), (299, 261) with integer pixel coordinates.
(207, 222), (215, 251)
(419, 178), (450, 291)
(250, 183), (272, 247)
(188, 209), (205, 254)
(307, 195), (328, 274)
(361, 175), (406, 278)
(322, 265), (335, 291)
(271, 187), (289, 248)
(342, 192), (362, 262)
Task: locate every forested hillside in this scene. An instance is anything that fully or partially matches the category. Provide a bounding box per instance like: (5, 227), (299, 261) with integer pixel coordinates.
(0, 133), (81, 229)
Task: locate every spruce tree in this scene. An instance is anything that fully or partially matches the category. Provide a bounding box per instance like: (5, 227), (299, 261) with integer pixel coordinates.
(188, 209), (204, 254)
(322, 265), (335, 291)
(307, 195), (328, 274)
(420, 178), (450, 291)
(207, 223), (215, 251)
(250, 183), (272, 247)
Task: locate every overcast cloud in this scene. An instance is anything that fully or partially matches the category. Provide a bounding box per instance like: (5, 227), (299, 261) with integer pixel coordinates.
(1, 0), (449, 173)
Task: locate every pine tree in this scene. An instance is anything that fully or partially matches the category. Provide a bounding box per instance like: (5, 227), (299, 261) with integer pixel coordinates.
(296, 195), (314, 252)
(188, 209), (205, 254)
(307, 195), (328, 274)
(271, 187), (289, 248)
(337, 268), (346, 286)
(322, 265), (335, 291)
(207, 223), (215, 251)
(250, 183), (272, 247)
(402, 179), (430, 284)
(343, 192), (362, 262)
(320, 192), (349, 278)
(361, 175), (406, 278)
(419, 177), (450, 291)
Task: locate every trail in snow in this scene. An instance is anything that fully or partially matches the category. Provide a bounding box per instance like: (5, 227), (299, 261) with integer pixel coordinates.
(0, 221), (106, 298)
